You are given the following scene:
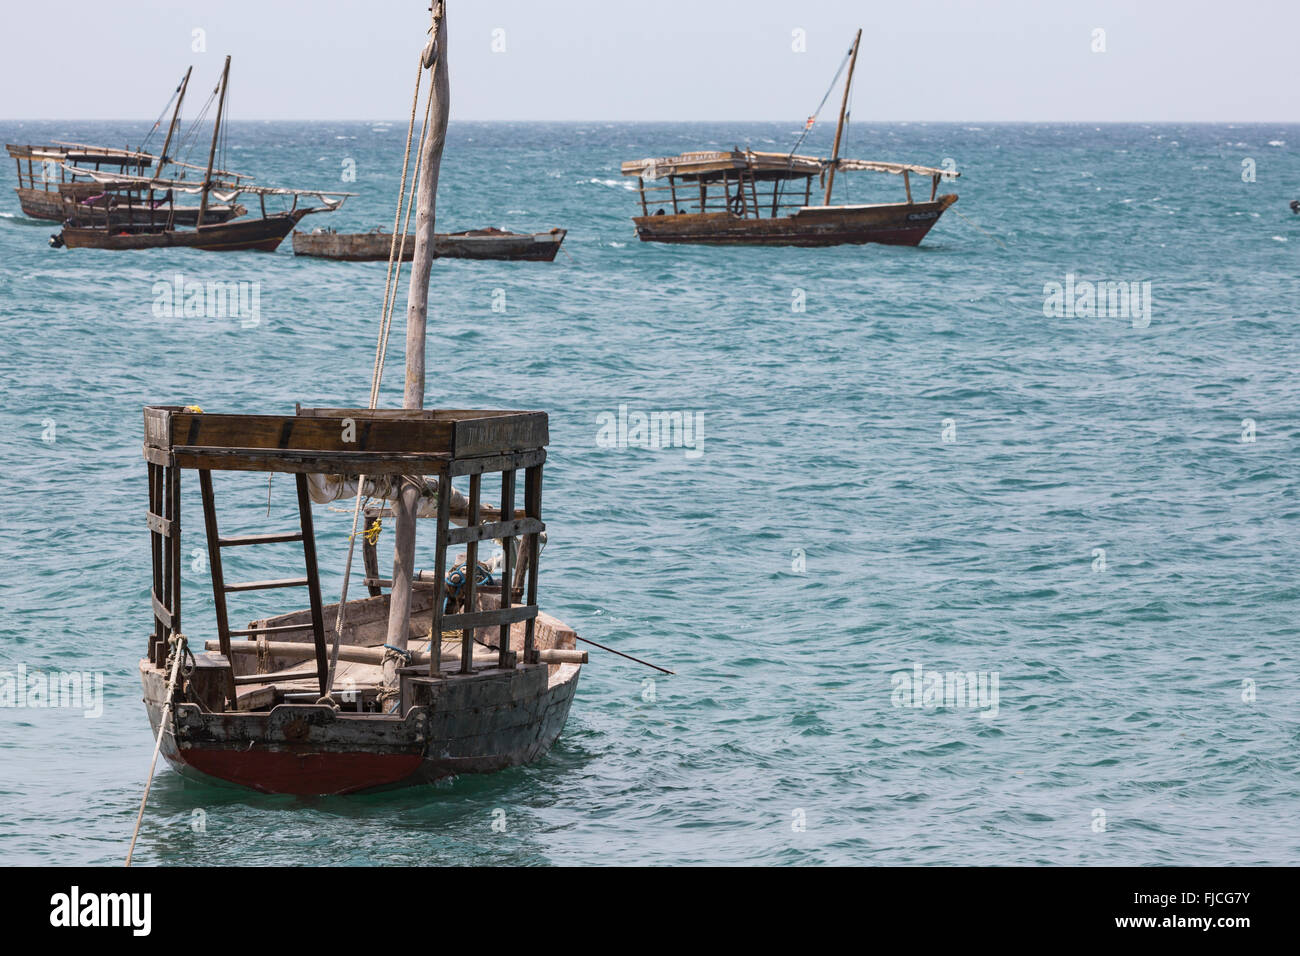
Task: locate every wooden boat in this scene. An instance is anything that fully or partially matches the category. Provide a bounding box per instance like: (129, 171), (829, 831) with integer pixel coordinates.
(620, 29), (959, 248)
(52, 58), (351, 253)
(138, 405), (581, 794)
(132, 5), (586, 802)
(292, 226), (567, 261)
(6, 69), (250, 224)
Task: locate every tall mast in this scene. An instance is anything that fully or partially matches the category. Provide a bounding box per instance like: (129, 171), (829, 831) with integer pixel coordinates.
(197, 55), (231, 228)
(822, 28), (861, 205)
(382, 2), (450, 685)
(155, 67), (192, 178)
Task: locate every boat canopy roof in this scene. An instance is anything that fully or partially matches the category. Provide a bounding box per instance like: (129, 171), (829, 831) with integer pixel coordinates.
(7, 142), (154, 168)
(63, 165), (356, 204)
(621, 149), (958, 182)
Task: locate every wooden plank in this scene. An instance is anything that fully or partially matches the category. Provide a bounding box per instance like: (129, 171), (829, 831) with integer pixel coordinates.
(295, 473), (329, 696)
(498, 469), (516, 669)
(218, 531), (304, 547)
(223, 576), (310, 593)
(523, 463), (543, 663)
(171, 447), (453, 475)
(448, 448), (546, 477)
(362, 509), (382, 598)
(198, 470), (232, 660)
(442, 604), (536, 632)
(151, 592), (173, 631)
(168, 465), (181, 640)
(428, 467), (452, 677)
(460, 474), (481, 675)
(148, 461), (163, 659)
(227, 623), (315, 636)
(146, 511), (172, 537)
(445, 517), (543, 545)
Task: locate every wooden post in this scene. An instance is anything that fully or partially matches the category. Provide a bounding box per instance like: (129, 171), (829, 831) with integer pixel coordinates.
(295, 473), (329, 697)
(497, 469), (516, 669)
(638, 176), (648, 216)
(669, 175), (679, 214)
(930, 173), (939, 201)
(384, 2), (449, 685)
(903, 170), (912, 204)
(198, 470), (231, 661)
(460, 473), (481, 674)
(428, 467), (451, 677)
(522, 464), (542, 664)
(823, 29), (862, 205)
(197, 55), (231, 228)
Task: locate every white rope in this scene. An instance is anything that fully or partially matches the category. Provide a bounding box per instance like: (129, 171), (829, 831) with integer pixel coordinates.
(126, 634), (188, 866)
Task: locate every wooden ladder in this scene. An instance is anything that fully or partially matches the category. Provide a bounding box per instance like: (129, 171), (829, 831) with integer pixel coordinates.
(197, 471), (329, 696)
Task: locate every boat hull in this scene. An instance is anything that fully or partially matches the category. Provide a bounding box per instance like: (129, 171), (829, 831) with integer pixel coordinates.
(291, 227), (566, 261)
(59, 210), (307, 252)
(632, 194), (957, 247)
(140, 659), (581, 795)
(16, 186), (243, 225)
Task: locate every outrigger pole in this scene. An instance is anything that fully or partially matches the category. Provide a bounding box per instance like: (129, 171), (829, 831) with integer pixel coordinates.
(382, 2), (450, 693)
(197, 55), (231, 228)
(822, 28), (861, 205)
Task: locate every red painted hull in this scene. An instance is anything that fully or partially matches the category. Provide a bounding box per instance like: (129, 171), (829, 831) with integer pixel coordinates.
(175, 748), (425, 795)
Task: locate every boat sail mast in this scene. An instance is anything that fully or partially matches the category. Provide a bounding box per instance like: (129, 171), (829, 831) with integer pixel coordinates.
(197, 55), (231, 228)
(822, 28), (861, 205)
(154, 67), (192, 177)
(382, 1), (450, 688)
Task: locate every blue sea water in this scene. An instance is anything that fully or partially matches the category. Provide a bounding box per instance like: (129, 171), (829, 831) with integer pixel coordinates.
(0, 120), (1297, 866)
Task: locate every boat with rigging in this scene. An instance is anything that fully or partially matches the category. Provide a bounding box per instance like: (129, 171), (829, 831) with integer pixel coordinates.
(131, 3), (586, 808)
(6, 69), (248, 224)
(620, 29), (960, 247)
(292, 225), (567, 261)
(52, 57), (351, 253)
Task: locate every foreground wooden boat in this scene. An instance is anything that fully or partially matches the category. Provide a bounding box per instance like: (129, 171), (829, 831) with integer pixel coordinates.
(292, 226), (567, 261)
(139, 406), (580, 794)
(620, 29), (959, 247)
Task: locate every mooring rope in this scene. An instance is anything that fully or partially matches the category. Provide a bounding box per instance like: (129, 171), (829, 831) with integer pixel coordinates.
(126, 633), (193, 867)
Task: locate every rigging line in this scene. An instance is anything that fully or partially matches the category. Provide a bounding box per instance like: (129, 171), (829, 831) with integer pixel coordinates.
(126, 634), (192, 866)
(139, 76), (184, 154)
(324, 46), (436, 700)
(776, 42), (854, 208)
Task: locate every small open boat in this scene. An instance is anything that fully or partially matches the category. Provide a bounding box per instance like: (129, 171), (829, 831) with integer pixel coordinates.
(292, 226), (566, 261)
(620, 29), (959, 248)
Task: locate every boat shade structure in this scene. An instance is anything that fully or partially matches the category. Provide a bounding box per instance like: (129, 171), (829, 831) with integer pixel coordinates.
(138, 404), (584, 795)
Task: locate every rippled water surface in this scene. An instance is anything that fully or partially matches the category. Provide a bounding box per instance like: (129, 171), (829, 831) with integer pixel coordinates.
(0, 121), (1297, 865)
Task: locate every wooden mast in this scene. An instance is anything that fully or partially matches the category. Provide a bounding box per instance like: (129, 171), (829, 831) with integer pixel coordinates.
(155, 67), (192, 177)
(382, 2), (450, 690)
(197, 55), (231, 228)
(822, 28), (861, 206)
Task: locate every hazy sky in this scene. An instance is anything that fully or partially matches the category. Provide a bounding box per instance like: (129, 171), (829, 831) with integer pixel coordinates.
(1, 0), (1295, 122)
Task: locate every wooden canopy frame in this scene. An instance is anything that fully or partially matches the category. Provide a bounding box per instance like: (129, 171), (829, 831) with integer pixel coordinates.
(142, 405), (549, 698)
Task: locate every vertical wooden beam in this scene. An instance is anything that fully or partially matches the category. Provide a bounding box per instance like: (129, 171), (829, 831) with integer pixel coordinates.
(522, 465), (542, 665)
(824, 28), (862, 205)
(362, 508), (382, 597)
(295, 473), (328, 697)
(699, 180), (706, 213)
(498, 469), (516, 669)
(168, 465), (181, 641)
(148, 461), (163, 660)
(427, 467), (451, 677)
(460, 474), (481, 674)
(638, 176), (648, 216)
(903, 170), (912, 204)
(930, 173), (939, 202)
(669, 175), (679, 214)
(197, 470), (231, 661)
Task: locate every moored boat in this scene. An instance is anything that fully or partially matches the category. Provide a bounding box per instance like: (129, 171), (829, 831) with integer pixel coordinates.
(620, 29), (959, 248)
(292, 226), (567, 261)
